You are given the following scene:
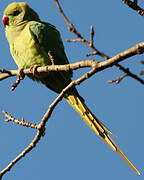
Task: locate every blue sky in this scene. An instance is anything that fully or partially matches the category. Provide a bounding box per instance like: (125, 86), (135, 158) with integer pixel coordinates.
(0, 0), (143, 179)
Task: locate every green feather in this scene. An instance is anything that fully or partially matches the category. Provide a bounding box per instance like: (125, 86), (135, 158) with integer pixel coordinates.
(4, 2), (72, 93)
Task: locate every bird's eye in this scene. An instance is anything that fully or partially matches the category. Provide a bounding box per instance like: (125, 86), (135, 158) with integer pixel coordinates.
(13, 10), (21, 16)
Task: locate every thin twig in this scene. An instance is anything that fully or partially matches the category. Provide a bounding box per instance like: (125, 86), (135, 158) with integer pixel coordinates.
(114, 63), (144, 84)
(107, 73), (128, 84)
(90, 25), (95, 48)
(123, 0), (144, 16)
(85, 51), (97, 57)
(54, 0), (108, 59)
(54, 0), (144, 84)
(2, 111), (38, 129)
(0, 127), (42, 178)
(10, 77), (23, 91)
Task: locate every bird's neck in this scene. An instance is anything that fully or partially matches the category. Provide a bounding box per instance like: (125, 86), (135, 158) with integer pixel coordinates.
(5, 21), (28, 43)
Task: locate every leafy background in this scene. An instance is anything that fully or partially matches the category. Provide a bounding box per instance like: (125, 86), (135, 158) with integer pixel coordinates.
(0, 0), (143, 179)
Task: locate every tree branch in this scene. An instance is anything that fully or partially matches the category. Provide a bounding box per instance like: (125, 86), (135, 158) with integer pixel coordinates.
(123, 0), (144, 16)
(0, 61), (99, 178)
(2, 111), (38, 129)
(54, 0), (143, 84)
(1, 41), (144, 177)
(1, 42), (144, 84)
(107, 73), (128, 84)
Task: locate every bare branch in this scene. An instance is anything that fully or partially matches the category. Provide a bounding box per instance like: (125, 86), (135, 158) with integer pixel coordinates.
(1, 41), (144, 176)
(114, 63), (144, 84)
(1, 42), (144, 85)
(0, 126), (43, 178)
(90, 25), (95, 48)
(54, 0), (108, 59)
(54, 0), (143, 84)
(85, 51), (97, 57)
(122, 0), (144, 16)
(0, 61), (97, 177)
(107, 73), (128, 84)
(2, 111), (38, 129)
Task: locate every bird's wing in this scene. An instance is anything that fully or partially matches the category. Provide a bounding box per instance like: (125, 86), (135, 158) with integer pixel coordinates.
(29, 21), (72, 74)
(29, 21), (73, 93)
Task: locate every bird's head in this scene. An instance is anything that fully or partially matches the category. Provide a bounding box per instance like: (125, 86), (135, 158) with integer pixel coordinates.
(2, 2), (40, 27)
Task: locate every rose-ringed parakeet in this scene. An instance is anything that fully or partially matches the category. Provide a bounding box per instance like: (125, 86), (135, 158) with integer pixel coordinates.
(2, 2), (141, 175)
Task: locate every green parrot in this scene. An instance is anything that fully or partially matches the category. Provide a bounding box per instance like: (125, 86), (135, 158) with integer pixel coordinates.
(2, 2), (141, 175)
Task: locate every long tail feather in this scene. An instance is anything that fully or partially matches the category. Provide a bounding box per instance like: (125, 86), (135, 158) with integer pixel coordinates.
(65, 91), (141, 175)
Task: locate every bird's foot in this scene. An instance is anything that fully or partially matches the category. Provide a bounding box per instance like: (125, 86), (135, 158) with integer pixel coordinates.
(10, 68), (25, 91)
(30, 64), (41, 78)
(18, 68), (25, 80)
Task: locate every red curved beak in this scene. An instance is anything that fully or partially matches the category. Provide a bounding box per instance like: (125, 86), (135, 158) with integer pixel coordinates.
(2, 15), (9, 26)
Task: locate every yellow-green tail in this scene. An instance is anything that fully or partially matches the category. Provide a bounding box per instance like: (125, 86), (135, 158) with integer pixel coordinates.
(65, 92), (141, 175)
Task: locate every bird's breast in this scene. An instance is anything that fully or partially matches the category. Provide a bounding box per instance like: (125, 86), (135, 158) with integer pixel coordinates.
(9, 24), (50, 69)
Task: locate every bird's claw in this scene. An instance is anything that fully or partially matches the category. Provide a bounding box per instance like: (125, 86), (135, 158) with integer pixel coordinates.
(10, 68), (25, 91)
(18, 68), (25, 80)
(30, 64), (41, 78)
